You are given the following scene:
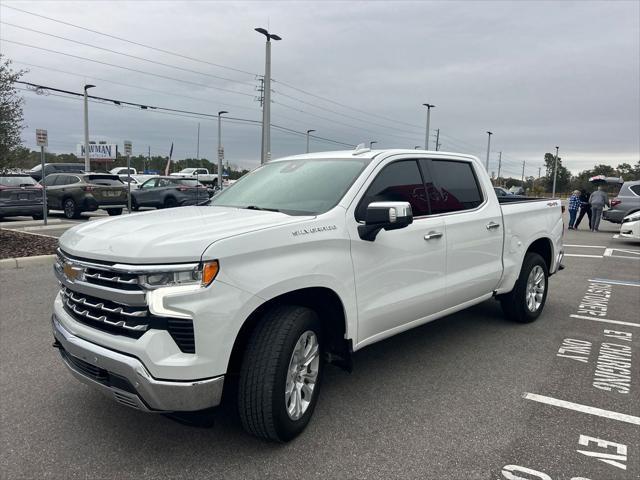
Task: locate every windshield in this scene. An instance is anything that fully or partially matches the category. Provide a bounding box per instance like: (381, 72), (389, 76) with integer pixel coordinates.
(210, 158), (368, 215)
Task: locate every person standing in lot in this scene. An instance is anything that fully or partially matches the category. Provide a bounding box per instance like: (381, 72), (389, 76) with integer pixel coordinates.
(589, 186), (609, 232)
(568, 190), (581, 229)
(574, 188), (592, 230)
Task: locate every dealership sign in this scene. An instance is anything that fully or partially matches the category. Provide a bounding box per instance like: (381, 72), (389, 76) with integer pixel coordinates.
(76, 143), (117, 160)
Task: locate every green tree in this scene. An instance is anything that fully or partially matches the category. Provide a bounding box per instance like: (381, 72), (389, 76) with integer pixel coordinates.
(0, 55), (27, 170)
(543, 152), (570, 193)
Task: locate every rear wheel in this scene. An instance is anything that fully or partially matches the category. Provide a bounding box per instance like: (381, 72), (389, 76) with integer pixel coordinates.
(106, 208), (122, 216)
(500, 252), (549, 323)
(32, 213), (43, 220)
(130, 197), (140, 211)
(238, 305), (323, 442)
(63, 198), (81, 219)
(164, 197), (178, 209)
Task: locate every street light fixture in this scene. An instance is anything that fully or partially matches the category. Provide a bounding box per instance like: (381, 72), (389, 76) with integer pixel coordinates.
(369, 141), (378, 149)
(217, 111), (228, 191)
(255, 27), (282, 164)
(306, 129), (316, 153)
(422, 103), (435, 150)
(83, 84), (95, 172)
(551, 146), (560, 198)
(485, 131), (493, 172)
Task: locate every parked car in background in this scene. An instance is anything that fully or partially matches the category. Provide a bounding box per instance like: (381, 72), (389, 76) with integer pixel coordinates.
(620, 211), (640, 240)
(508, 185), (525, 195)
(603, 180), (640, 224)
(110, 167), (137, 176)
(170, 168), (219, 186)
(0, 174), (44, 220)
(494, 187), (511, 197)
(29, 163), (85, 181)
(42, 173), (128, 219)
(130, 176), (207, 210)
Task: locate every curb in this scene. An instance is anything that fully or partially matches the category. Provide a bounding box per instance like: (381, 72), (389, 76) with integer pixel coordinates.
(0, 254), (56, 270)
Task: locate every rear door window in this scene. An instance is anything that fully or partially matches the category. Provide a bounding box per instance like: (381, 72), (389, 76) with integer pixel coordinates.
(421, 160), (483, 214)
(356, 160), (429, 221)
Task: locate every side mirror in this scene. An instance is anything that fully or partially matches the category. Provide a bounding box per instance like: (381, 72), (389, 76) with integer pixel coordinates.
(358, 201), (413, 241)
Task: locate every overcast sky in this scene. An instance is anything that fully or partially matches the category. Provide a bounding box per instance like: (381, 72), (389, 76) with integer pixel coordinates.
(1, 0), (639, 176)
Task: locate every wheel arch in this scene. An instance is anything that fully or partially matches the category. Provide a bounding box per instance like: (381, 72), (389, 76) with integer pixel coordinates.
(525, 236), (553, 271)
(226, 287), (352, 380)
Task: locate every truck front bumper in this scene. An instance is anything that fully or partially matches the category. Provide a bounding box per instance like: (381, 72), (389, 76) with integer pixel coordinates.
(52, 315), (224, 412)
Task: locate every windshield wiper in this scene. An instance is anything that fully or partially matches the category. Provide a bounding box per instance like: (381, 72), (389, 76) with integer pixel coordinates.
(244, 205), (281, 212)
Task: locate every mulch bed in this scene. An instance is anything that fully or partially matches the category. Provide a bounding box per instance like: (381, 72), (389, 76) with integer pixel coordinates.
(0, 229), (59, 259)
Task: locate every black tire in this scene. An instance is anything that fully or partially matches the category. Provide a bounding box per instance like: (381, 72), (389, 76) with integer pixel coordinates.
(130, 197), (140, 211)
(63, 198), (81, 219)
(500, 252), (549, 323)
(32, 214), (43, 220)
(106, 208), (123, 216)
(164, 196), (178, 209)
(238, 305), (324, 442)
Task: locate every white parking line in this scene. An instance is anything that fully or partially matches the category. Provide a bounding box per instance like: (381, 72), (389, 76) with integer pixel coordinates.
(569, 314), (640, 328)
(564, 254), (603, 258)
(589, 278), (640, 287)
(523, 393), (640, 425)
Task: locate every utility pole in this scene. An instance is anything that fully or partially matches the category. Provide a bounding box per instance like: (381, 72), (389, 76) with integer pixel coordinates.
(306, 129), (315, 153)
(217, 111), (228, 191)
(551, 146), (560, 198)
(497, 152), (502, 184)
(196, 122), (200, 160)
(538, 167), (541, 179)
(485, 131), (493, 171)
(124, 140), (132, 213)
(83, 84), (95, 172)
(422, 103), (435, 150)
(147, 145), (150, 173)
(521, 161), (526, 183)
(435, 128), (440, 151)
(256, 28), (282, 164)
(36, 129), (48, 225)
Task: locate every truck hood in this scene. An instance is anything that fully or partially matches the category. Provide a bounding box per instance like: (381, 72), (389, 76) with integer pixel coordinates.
(59, 206), (313, 263)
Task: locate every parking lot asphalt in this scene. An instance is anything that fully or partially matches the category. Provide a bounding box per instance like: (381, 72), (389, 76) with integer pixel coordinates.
(1, 220), (638, 479)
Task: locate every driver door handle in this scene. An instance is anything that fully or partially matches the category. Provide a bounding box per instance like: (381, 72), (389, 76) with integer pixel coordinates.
(424, 231), (443, 241)
(486, 222), (501, 230)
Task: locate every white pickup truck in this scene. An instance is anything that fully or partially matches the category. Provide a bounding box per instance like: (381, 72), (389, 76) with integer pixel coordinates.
(51, 148), (564, 442)
(170, 168), (220, 187)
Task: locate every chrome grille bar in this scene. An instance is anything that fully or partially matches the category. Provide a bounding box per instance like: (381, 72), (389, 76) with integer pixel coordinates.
(84, 271), (139, 285)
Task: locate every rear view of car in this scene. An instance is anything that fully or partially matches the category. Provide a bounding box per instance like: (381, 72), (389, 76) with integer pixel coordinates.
(44, 173), (128, 219)
(603, 180), (640, 223)
(0, 174), (44, 220)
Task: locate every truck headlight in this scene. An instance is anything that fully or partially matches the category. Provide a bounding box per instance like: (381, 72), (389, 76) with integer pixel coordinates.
(140, 261), (219, 289)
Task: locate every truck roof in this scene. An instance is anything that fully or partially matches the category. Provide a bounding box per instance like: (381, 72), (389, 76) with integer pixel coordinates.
(274, 149), (478, 163)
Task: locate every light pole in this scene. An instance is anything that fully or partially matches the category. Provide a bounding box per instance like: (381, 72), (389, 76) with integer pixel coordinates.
(369, 141), (377, 149)
(306, 129), (315, 153)
(83, 84), (95, 172)
(422, 103), (435, 150)
(217, 110), (228, 191)
(551, 146), (560, 198)
(255, 27), (282, 164)
(485, 131), (493, 171)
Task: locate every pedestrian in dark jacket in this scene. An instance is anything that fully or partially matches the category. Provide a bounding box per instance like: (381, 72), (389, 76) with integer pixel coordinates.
(574, 189), (592, 230)
(589, 186), (609, 232)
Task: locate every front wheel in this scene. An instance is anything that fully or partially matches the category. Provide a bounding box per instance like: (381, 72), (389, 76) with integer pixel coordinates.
(163, 197), (178, 209)
(500, 252), (549, 323)
(238, 305), (323, 442)
(106, 208), (122, 216)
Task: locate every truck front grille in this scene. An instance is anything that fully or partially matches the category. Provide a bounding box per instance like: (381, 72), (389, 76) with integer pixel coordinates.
(56, 250), (196, 354)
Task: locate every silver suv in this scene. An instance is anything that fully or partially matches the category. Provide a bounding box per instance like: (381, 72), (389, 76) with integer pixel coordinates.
(603, 180), (640, 223)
